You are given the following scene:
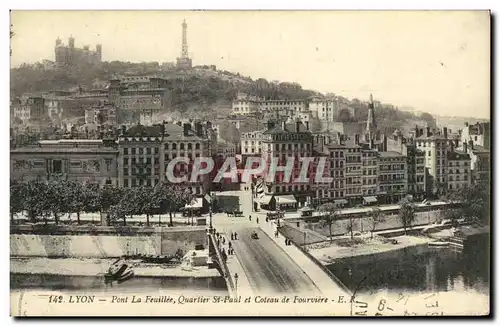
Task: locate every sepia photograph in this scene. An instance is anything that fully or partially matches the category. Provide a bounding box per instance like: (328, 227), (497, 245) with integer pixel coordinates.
(8, 9), (491, 317)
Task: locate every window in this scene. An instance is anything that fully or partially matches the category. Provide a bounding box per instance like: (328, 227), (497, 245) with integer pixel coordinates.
(52, 160), (63, 174)
(188, 143), (192, 150)
(124, 179), (129, 187)
(124, 167), (129, 175)
(123, 148), (128, 155)
(195, 143), (200, 150)
(172, 143), (177, 150)
(139, 148), (143, 155)
(131, 148), (136, 155)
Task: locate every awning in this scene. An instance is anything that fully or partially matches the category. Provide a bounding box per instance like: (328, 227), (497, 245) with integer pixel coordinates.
(363, 196), (378, 203)
(259, 195), (273, 205)
(275, 195), (297, 204)
(184, 198), (203, 209)
(334, 199), (348, 205)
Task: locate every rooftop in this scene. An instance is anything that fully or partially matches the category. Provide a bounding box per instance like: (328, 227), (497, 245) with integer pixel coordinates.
(119, 123), (206, 141)
(263, 121), (310, 135)
(378, 151), (405, 158)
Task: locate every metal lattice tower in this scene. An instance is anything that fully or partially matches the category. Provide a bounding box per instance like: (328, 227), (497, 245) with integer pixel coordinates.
(366, 93), (377, 134)
(181, 19), (189, 58)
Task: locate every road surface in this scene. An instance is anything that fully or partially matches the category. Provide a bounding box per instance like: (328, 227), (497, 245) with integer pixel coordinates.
(214, 206), (320, 295)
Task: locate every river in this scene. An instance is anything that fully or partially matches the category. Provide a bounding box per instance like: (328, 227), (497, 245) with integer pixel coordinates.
(327, 234), (490, 296)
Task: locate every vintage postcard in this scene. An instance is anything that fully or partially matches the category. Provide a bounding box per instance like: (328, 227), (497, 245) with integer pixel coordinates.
(9, 10), (490, 317)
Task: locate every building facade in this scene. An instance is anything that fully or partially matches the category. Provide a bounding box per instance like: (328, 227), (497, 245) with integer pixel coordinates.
(446, 150), (471, 192)
(240, 130), (264, 156)
(55, 36), (102, 66)
(258, 120), (313, 210)
(117, 122), (213, 196)
(377, 151), (408, 204)
(10, 139), (118, 186)
(84, 102), (117, 127)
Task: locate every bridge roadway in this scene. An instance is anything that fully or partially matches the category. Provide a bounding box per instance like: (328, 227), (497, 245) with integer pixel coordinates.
(231, 225), (318, 295)
(212, 188), (321, 295)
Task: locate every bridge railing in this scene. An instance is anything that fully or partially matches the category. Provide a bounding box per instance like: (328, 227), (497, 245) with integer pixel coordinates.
(277, 226), (352, 296)
(208, 233), (236, 297)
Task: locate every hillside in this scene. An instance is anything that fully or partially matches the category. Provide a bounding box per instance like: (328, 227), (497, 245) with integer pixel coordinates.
(10, 61), (435, 133)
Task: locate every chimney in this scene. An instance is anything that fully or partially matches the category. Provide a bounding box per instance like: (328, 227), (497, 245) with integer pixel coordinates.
(383, 134), (388, 151)
(468, 139), (474, 150)
(120, 125), (126, 136)
(161, 121), (166, 136)
(369, 138), (374, 149)
(206, 121), (212, 130)
(281, 120), (286, 130)
(305, 121), (310, 131)
(443, 127), (448, 139)
(296, 121), (301, 133)
(465, 122), (469, 127)
(426, 127), (430, 137)
(183, 123), (190, 137)
(463, 142), (468, 153)
(195, 122), (203, 137)
(354, 134), (360, 145)
(450, 140), (454, 152)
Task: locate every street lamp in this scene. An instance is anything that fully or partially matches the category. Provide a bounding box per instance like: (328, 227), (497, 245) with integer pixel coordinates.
(234, 273), (239, 296)
(209, 191), (214, 233)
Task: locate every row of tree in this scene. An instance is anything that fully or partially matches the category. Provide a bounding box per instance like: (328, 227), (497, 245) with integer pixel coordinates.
(10, 179), (194, 227)
(317, 179), (490, 242)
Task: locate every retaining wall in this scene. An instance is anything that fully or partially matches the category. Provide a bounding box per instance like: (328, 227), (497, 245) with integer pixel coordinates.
(10, 227), (207, 258)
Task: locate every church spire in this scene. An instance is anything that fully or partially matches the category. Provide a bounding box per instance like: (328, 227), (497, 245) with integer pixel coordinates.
(365, 93), (377, 142)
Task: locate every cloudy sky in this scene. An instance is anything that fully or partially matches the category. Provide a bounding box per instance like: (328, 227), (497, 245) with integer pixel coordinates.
(10, 10), (490, 118)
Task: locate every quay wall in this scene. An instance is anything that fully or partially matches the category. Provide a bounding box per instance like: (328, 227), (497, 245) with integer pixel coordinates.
(10, 227), (207, 258)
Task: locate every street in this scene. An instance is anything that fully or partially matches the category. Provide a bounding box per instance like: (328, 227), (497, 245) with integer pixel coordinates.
(212, 187), (320, 295)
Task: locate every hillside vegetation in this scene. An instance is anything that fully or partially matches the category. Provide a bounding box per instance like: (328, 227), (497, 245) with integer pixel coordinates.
(10, 61), (435, 132)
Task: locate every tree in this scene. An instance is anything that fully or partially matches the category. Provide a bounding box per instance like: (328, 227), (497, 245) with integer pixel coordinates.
(10, 180), (23, 224)
(338, 108), (354, 123)
(369, 207), (385, 239)
(20, 180), (46, 222)
(62, 180), (83, 224)
(45, 178), (70, 224)
(399, 198), (416, 234)
(447, 179), (490, 226)
(100, 186), (124, 225)
(420, 112), (436, 128)
(218, 121), (240, 144)
(319, 203), (339, 242)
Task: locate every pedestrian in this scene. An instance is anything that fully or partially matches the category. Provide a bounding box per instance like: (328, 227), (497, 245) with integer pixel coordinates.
(228, 241), (232, 249)
(256, 217), (259, 224)
(222, 237), (226, 245)
(249, 215), (252, 221)
(234, 232), (238, 240)
(275, 230), (279, 238)
(217, 239), (220, 247)
(216, 232), (219, 238)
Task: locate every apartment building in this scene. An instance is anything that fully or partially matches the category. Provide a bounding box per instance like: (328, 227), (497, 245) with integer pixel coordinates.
(117, 121), (214, 197)
(258, 120), (313, 210)
(377, 151), (408, 204)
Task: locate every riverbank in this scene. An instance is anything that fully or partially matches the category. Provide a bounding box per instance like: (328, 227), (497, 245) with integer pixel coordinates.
(10, 257), (221, 278)
(307, 234), (432, 265)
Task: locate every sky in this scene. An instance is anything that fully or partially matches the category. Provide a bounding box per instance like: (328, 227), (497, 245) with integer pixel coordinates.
(10, 10), (491, 119)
